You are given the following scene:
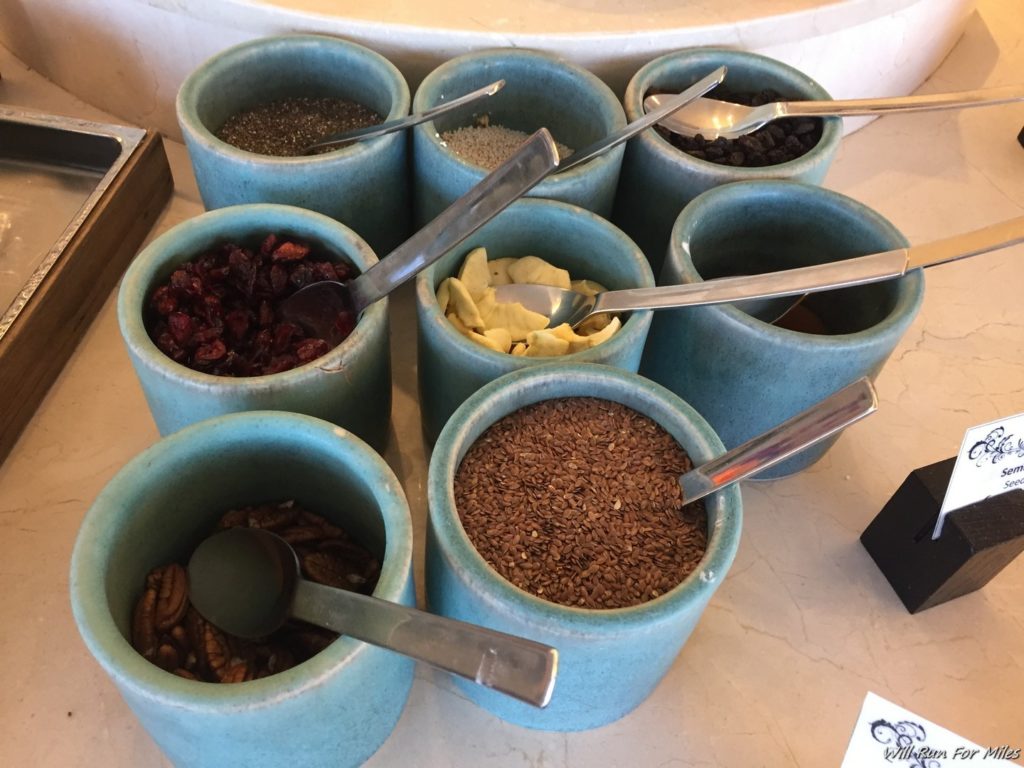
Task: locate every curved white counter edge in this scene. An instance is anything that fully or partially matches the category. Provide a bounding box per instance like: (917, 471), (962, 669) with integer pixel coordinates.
(0, 0), (975, 141)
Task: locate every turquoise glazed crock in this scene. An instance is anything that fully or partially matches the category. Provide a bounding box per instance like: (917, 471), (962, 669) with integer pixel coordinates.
(641, 180), (924, 478)
(613, 48), (843, 275)
(412, 48), (626, 226)
(118, 204), (391, 451)
(415, 198), (655, 445)
(177, 34), (411, 254)
(426, 363), (742, 730)
(70, 410), (416, 768)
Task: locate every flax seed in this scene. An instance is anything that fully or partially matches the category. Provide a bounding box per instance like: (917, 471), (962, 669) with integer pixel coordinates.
(454, 397), (708, 610)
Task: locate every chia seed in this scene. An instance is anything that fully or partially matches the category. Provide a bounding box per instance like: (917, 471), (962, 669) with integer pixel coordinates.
(217, 96), (384, 156)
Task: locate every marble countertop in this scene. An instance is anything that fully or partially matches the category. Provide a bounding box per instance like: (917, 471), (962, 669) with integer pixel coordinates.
(142, 0), (922, 39)
(1, 0), (1022, 764)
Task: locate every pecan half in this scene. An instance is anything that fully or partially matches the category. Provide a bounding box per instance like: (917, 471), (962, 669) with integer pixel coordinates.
(155, 564), (189, 631)
(219, 662), (253, 684)
(132, 585), (159, 660)
(155, 643), (180, 672)
(201, 622), (232, 681)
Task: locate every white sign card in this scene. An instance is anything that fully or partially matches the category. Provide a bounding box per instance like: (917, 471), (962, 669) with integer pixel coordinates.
(933, 411), (1024, 540)
(841, 691), (1020, 766)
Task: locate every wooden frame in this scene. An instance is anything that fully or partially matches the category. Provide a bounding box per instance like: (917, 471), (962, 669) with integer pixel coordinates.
(0, 112), (172, 464)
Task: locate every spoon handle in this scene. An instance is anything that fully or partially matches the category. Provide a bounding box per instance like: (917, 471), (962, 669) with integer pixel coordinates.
(679, 378), (878, 504)
(558, 65), (727, 172)
(591, 249), (908, 316)
(292, 580), (558, 708)
(591, 213), (1024, 319)
(347, 128), (560, 315)
(302, 80), (505, 153)
(781, 84), (1024, 118)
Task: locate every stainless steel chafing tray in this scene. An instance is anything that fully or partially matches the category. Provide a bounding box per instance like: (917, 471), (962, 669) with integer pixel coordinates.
(0, 107), (172, 463)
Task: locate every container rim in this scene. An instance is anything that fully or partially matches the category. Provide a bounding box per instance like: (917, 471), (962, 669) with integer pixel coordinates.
(70, 410), (414, 713)
(427, 362), (743, 635)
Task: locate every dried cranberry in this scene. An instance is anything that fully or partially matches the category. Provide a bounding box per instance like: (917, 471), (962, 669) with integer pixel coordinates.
(170, 269), (203, 297)
(273, 323), (300, 354)
(225, 310), (250, 341)
(266, 355), (298, 374)
(259, 234), (278, 256)
(167, 312), (193, 346)
(195, 340), (227, 363)
(270, 263), (289, 295)
(145, 234), (357, 376)
(288, 263), (314, 290)
(295, 338), (330, 362)
(272, 242), (310, 262)
(151, 286), (178, 316)
(313, 262), (338, 282)
(258, 300), (274, 328)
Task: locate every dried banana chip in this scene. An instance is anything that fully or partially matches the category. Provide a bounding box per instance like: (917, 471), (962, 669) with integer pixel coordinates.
(507, 256), (571, 289)
(447, 277), (486, 331)
(480, 299), (549, 342)
(583, 316), (621, 348)
(524, 329), (571, 357)
(442, 248), (622, 356)
(570, 279), (607, 297)
(487, 257), (516, 286)
(467, 330), (505, 353)
(436, 278), (452, 314)
(483, 327), (513, 354)
(457, 247), (491, 302)
(577, 313), (611, 335)
(445, 312), (473, 337)
(543, 322), (593, 354)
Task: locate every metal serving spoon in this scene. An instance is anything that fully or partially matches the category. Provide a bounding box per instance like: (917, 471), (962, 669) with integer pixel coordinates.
(555, 65), (726, 172)
(644, 84), (1024, 141)
(302, 80), (505, 153)
(493, 214), (1024, 329)
(679, 377), (877, 503)
(188, 526), (558, 708)
(281, 128), (560, 345)
(282, 67), (728, 341)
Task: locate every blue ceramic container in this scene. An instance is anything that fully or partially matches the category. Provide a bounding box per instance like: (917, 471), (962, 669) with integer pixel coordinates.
(118, 204), (391, 451)
(177, 34), (411, 255)
(70, 411), (416, 768)
(415, 198), (655, 445)
(412, 48), (626, 226)
(426, 363), (742, 730)
(641, 180), (924, 478)
(613, 48), (843, 275)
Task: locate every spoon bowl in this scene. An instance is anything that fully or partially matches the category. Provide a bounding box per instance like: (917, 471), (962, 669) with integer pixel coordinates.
(494, 214), (1024, 329)
(645, 84), (1024, 140)
(188, 526), (558, 707)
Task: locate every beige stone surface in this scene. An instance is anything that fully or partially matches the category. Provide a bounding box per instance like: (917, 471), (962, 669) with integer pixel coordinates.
(0, 1), (1022, 764)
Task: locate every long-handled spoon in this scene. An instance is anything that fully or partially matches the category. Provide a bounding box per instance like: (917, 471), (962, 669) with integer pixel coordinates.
(679, 377), (877, 503)
(302, 80), (505, 154)
(644, 84), (1024, 141)
(556, 66), (726, 172)
(188, 527), (558, 707)
(281, 128), (560, 344)
(493, 215), (1024, 329)
(282, 67), (728, 341)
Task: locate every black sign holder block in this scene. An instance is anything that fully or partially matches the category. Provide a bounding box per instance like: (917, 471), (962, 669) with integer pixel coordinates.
(860, 457), (1024, 614)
